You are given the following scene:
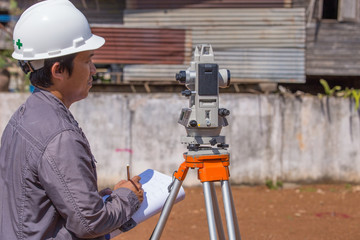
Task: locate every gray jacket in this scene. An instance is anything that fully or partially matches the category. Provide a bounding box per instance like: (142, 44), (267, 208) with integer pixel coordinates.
(0, 88), (140, 239)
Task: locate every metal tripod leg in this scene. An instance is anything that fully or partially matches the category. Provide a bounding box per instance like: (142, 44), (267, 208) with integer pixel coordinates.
(221, 181), (241, 240)
(150, 179), (183, 240)
(209, 182), (226, 240)
(228, 183), (241, 240)
(203, 182), (219, 240)
(204, 182), (241, 240)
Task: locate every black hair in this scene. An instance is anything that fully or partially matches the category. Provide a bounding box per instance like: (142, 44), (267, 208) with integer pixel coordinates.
(29, 53), (77, 88)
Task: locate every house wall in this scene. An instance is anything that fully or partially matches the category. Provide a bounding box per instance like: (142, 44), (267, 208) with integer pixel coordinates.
(1, 92), (359, 187)
(306, 22), (360, 76)
(121, 8), (306, 83)
(296, 0), (360, 76)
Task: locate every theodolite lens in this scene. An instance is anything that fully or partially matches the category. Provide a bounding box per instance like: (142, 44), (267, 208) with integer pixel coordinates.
(189, 120), (197, 127)
(219, 108), (230, 116)
(175, 71), (187, 83)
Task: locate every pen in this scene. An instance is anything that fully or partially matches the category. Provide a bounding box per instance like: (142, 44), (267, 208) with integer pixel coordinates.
(127, 164), (140, 191)
(127, 164), (130, 180)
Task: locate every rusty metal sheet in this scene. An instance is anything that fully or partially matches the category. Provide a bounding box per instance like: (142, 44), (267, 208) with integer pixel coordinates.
(123, 9), (305, 49)
(91, 27), (187, 64)
(122, 8), (305, 83)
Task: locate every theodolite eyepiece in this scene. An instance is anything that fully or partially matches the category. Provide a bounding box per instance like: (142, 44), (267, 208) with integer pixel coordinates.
(175, 71), (187, 83)
(218, 108), (230, 117)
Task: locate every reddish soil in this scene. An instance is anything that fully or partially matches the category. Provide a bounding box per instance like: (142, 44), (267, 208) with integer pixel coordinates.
(116, 184), (360, 240)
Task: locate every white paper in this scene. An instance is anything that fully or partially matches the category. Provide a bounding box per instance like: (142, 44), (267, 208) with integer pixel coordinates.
(109, 169), (185, 238)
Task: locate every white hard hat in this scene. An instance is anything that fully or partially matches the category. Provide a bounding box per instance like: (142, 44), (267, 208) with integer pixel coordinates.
(12, 0), (105, 67)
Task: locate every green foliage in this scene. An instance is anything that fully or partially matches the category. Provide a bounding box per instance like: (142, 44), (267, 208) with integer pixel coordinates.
(9, 0), (22, 15)
(0, 0), (20, 69)
(265, 179), (283, 190)
(345, 184), (352, 191)
(319, 79), (341, 96)
(352, 89), (360, 110)
(0, 49), (14, 69)
(10, 0), (18, 10)
(319, 79), (360, 110)
(299, 187), (316, 192)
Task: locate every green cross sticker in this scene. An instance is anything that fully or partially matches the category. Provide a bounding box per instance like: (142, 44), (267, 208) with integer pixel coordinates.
(16, 39), (23, 50)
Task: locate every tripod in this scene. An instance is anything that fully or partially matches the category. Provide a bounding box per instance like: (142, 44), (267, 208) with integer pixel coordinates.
(151, 43), (239, 239)
(150, 148), (241, 240)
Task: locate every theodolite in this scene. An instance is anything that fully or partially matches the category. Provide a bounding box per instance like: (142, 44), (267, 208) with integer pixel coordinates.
(150, 44), (241, 240)
(176, 44), (231, 151)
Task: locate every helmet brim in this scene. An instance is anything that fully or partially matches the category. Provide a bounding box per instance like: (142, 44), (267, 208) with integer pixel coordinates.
(12, 34), (105, 61)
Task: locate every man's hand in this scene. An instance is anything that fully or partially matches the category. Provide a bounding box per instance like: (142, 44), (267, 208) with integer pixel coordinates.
(99, 188), (112, 197)
(114, 176), (144, 203)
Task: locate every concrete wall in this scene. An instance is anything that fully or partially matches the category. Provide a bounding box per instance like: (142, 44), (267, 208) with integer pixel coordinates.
(1, 92), (360, 186)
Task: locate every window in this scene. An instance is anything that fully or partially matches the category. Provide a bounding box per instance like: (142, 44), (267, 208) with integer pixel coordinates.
(312, 0), (358, 22)
(338, 0), (358, 21)
(322, 0), (338, 19)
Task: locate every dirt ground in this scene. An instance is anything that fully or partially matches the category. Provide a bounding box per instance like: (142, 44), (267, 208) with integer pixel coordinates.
(115, 184), (360, 240)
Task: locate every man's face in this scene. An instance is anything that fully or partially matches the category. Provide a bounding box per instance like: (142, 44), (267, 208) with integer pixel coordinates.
(63, 50), (96, 106)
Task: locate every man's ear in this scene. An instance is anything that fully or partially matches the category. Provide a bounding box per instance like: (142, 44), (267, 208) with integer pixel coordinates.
(50, 62), (65, 82)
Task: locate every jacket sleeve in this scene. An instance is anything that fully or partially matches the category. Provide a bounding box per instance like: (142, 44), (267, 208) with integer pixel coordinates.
(38, 130), (140, 238)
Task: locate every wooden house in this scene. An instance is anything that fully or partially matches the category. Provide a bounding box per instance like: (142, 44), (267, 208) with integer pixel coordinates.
(72, 0), (306, 92)
(8, 0), (360, 92)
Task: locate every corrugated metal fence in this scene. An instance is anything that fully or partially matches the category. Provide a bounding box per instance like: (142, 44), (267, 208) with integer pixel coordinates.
(122, 8), (305, 83)
(91, 27), (187, 64)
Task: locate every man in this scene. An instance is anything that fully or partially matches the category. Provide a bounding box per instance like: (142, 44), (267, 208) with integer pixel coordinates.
(0, 0), (143, 239)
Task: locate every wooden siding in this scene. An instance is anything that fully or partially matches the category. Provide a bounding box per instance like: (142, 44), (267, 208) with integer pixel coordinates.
(71, 0), (125, 24)
(123, 8), (305, 83)
(126, 0), (292, 9)
(91, 27), (187, 64)
(307, 22), (360, 76)
(16, 0), (125, 24)
(291, 0), (308, 8)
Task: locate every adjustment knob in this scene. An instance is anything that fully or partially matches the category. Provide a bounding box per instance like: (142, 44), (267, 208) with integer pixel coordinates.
(189, 120), (197, 127)
(187, 144), (200, 151)
(217, 143), (229, 148)
(209, 138), (217, 146)
(181, 90), (192, 97)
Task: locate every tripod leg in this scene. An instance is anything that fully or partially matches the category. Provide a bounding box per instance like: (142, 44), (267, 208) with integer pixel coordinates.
(203, 182), (218, 240)
(221, 181), (241, 240)
(228, 184), (241, 240)
(209, 182), (226, 240)
(150, 179), (183, 240)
